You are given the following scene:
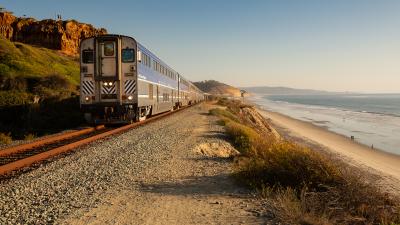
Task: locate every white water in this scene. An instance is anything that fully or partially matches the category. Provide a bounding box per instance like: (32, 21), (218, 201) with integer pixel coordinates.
(251, 95), (400, 155)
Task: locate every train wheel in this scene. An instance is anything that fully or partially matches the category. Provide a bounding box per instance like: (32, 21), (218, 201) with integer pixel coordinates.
(137, 107), (147, 121)
(126, 109), (136, 124)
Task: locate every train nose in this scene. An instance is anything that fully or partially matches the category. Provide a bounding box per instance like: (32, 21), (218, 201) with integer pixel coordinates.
(100, 81), (117, 100)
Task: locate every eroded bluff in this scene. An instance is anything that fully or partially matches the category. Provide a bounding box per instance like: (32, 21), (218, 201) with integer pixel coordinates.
(0, 11), (106, 55)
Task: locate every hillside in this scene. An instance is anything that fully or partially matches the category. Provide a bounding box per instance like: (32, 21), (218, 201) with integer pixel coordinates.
(0, 37), (84, 139)
(0, 38), (79, 84)
(0, 37), (80, 102)
(194, 80), (241, 97)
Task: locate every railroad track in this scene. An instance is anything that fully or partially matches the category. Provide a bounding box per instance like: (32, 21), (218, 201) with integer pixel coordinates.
(0, 106), (189, 177)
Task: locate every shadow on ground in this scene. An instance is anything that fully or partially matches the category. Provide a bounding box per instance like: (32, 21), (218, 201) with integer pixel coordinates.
(201, 131), (230, 140)
(139, 173), (250, 198)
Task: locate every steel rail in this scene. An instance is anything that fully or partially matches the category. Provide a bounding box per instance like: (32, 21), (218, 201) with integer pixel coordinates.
(0, 105), (189, 176)
(0, 125), (105, 157)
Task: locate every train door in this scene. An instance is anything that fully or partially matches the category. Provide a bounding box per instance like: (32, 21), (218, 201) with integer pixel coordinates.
(99, 41), (117, 77)
(96, 38), (119, 102)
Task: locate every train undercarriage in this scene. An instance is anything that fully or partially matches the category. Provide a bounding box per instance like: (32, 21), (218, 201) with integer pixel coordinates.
(82, 104), (152, 125)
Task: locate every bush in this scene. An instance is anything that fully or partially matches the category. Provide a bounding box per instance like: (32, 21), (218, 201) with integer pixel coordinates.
(0, 91), (31, 106)
(0, 64), (11, 76)
(225, 120), (262, 154)
(0, 132), (12, 144)
(209, 108), (239, 122)
(0, 96), (84, 139)
(39, 74), (72, 90)
(24, 133), (36, 140)
(0, 76), (28, 91)
(264, 187), (331, 225)
(236, 140), (342, 191)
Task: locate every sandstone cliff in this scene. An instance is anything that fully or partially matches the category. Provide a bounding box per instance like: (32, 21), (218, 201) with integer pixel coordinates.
(0, 11), (15, 39)
(0, 11), (106, 55)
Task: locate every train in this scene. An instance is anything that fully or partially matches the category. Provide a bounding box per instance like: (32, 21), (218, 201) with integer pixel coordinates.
(79, 34), (205, 124)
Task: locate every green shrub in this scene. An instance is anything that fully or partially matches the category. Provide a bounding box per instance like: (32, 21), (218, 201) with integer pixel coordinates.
(39, 74), (72, 90)
(24, 133), (36, 140)
(0, 76), (28, 91)
(0, 132), (12, 144)
(0, 91), (31, 106)
(0, 64), (11, 76)
(224, 120), (262, 154)
(209, 108), (239, 122)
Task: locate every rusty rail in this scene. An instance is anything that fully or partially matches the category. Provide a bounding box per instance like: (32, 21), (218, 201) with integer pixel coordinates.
(0, 125), (105, 157)
(0, 105), (189, 176)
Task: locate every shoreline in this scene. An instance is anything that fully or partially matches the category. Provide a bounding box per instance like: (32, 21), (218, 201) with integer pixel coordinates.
(253, 105), (400, 193)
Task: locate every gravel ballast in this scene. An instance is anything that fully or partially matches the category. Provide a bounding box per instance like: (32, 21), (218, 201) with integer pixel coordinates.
(0, 104), (268, 224)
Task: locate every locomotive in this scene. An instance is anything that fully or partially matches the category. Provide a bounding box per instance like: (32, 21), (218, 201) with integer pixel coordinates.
(79, 35), (204, 124)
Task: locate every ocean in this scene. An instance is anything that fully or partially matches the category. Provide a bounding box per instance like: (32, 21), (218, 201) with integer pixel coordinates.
(250, 94), (400, 155)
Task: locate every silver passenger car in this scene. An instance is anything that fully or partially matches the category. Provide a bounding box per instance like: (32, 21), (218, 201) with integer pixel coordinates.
(79, 34), (204, 124)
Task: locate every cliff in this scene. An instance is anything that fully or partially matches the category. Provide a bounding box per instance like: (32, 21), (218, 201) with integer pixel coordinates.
(0, 11), (106, 55)
(194, 80), (241, 97)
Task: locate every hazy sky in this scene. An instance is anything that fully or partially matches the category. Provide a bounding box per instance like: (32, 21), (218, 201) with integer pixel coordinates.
(3, 0), (400, 93)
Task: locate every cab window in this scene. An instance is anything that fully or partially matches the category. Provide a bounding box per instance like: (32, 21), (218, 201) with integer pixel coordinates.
(122, 48), (135, 62)
(82, 50), (94, 63)
(103, 42), (114, 56)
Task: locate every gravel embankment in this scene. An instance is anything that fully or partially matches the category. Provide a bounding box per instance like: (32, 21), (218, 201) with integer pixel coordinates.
(0, 104), (268, 224)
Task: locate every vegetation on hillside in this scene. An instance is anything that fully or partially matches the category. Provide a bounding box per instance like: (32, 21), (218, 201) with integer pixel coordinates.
(194, 80), (241, 97)
(0, 38), (83, 142)
(211, 98), (400, 225)
(0, 38), (79, 84)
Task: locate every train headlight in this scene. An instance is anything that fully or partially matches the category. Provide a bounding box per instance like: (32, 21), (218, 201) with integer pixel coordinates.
(108, 82), (113, 86)
(85, 96), (90, 101)
(103, 82), (108, 86)
(127, 95), (133, 100)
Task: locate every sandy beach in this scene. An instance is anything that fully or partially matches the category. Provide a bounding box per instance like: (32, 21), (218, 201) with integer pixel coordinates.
(257, 108), (400, 194)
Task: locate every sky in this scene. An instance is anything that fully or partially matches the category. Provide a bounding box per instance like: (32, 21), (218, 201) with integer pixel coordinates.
(2, 0), (400, 93)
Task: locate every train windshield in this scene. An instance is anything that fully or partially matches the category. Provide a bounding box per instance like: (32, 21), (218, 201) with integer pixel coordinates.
(122, 49), (135, 62)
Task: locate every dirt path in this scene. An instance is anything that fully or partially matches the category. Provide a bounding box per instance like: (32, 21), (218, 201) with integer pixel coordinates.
(62, 104), (269, 225)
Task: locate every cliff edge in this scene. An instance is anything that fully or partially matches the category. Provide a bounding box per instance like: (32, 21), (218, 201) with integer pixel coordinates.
(0, 11), (106, 55)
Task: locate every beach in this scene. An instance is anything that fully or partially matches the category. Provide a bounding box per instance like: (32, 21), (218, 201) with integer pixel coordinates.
(256, 108), (400, 194)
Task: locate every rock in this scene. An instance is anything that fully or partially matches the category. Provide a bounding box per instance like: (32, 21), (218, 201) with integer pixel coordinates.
(194, 141), (240, 158)
(0, 11), (107, 55)
(0, 11), (15, 39)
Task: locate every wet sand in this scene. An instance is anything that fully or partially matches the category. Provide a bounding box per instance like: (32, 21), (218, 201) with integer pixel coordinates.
(257, 108), (400, 193)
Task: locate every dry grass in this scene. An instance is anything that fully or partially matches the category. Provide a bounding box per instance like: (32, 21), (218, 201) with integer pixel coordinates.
(236, 140), (342, 191)
(209, 108), (239, 123)
(24, 133), (36, 141)
(210, 101), (400, 225)
(0, 132), (12, 144)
